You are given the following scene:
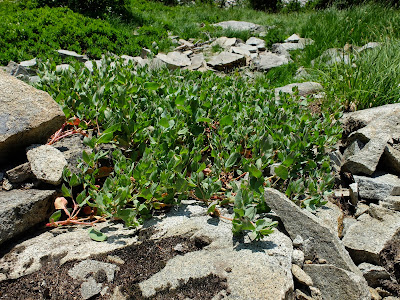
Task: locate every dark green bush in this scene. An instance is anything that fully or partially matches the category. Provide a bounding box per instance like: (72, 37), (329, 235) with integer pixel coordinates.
(0, 7), (169, 65)
(249, 0), (280, 11)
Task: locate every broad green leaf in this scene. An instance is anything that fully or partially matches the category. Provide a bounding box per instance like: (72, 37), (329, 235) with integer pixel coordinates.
(82, 150), (90, 164)
(49, 210), (61, 223)
(144, 82), (160, 90)
(96, 132), (114, 144)
(160, 117), (169, 128)
(61, 184), (72, 198)
(69, 173), (80, 187)
(88, 228), (108, 242)
(220, 115), (233, 127)
(225, 152), (240, 168)
(275, 165), (289, 180)
(248, 165), (262, 178)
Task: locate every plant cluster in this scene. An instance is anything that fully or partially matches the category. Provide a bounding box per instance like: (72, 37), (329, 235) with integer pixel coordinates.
(38, 57), (341, 239)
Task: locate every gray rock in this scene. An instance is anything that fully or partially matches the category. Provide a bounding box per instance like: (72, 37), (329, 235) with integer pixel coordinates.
(6, 162), (33, 183)
(343, 205), (400, 264)
(355, 203), (370, 218)
(353, 173), (400, 201)
(358, 262), (390, 287)
(358, 42), (381, 52)
(369, 288), (382, 300)
(57, 49), (89, 62)
(246, 37), (266, 50)
(52, 134), (91, 174)
(341, 103), (400, 135)
(231, 46), (251, 57)
(342, 217), (357, 238)
(236, 43), (258, 53)
(295, 289), (313, 300)
(0, 221), (138, 280)
(140, 48), (152, 59)
(211, 37), (237, 49)
(264, 188), (362, 275)
(303, 264), (371, 300)
(292, 264), (313, 286)
(292, 249), (305, 267)
(275, 82), (323, 98)
(19, 58), (37, 68)
(84, 60), (102, 72)
(383, 145), (400, 175)
(380, 196), (400, 211)
(0, 70), (65, 163)
(313, 48), (353, 66)
(312, 201), (343, 237)
(294, 67), (309, 80)
(285, 34), (301, 43)
(2, 178), (13, 191)
(207, 52), (246, 71)
(329, 150), (343, 169)
(139, 201), (294, 299)
(186, 53), (205, 70)
(27, 145), (67, 185)
(156, 52), (191, 69)
(0, 189), (56, 245)
(342, 139), (387, 175)
(350, 183), (359, 206)
(80, 277), (102, 300)
(213, 21), (264, 32)
(343, 140), (365, 160)
(68, 259), (119, 282)
(254, 52), (290, 71)
(2, 61), (30, 77)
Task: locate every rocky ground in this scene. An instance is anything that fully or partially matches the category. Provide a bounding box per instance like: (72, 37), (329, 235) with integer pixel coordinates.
(0, 20), (399, 300)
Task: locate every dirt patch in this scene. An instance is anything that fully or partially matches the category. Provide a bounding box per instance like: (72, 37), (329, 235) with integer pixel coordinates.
(0, 234), (228, 299)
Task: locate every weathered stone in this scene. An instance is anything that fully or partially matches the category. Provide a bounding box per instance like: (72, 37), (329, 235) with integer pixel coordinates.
(52, 134), (92, 175)
(355, 203), (370, 218)
(57, 49), (88, 62)
(186, 53), (205, 70)
(231, 46), (251, 57)
(380, 196), (400, 211)
(342, 217), (357, 238)
(0, 71), (65, 163)
(213, 21), (264, 32)
(341, 103), (400, 135)
(80, 277), (102, 300)
(358, 262), (390, 287)
(295, 289), (313, 300)
(275, 82), (323, 98)
(68, 259), (119, 282)
(211, 37), (237, 49)
(313, 200), (343, 236)
(264, 188), (362, 275)
(6, 162), (32, 183)
(354, 173), (400, 201)
(0, 221), (138, 280)
(342, 139), (387, 175)
(0, 189), (56, 245)
(139, 201), (294, 300)
(329, 150), (343, 169)
(156, 52), (191, 69)
(27, 145), (68, 185)
(207, 52), (246, 71)
(84, 60), (102, 72)
(343, 205), (400, 265)
(236, 43), (258, 53)
(369, 288), (382, 300)
(292, 264), (313, 286)
(246, 37), (266, 50)
(383, 145), (400, 175)
(254, 52), (290, 71)
(312, 48), (353, 66)
(349, 183), (359, 206)
(285, 34), (301, 43)
(358, 42), (381, 52)
(292, 249), (305, 267)
(343, 140), (365, 160)
(303, 264), (371, 300)
(2, 61), (30, 78)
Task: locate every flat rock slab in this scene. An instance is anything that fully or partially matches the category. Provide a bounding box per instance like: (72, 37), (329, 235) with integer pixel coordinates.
(211, 37), (237, 49)
(0, 189), (56, 246)
(0, 221), (138, 280)
(139, 201), (294, 300)
(27, 145), (68, 185)
(264, 188), (362, 276)
(303, 264), (370, 300)
(207, 52), (246, 71)
(275, 82), (323, 98)
(156, 52), (191, 69)
(353, 173), (400, 201)
(0, 70), (65, 164)
(213, 20), (263, 32)
(57, 49), (89, 62)
(342, 205), (400, 265)
(254, 52), (290, 71)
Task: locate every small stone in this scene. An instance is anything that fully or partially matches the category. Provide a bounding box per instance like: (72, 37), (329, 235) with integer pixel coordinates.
(304, 260), (313, 265)
(207, 52), (246, 71)
(68, 260), (119, 283)
(292, 249), (305, 267)
(370, 288), (382, 300)
(141, 48), (152, 59)
(334, 189), (350, 198)
(285, 34), (301, 43)
(107, 255), (125, 265)
(292, 264), (313, 286)
(358, 262), (390, 287)
(27, 145), (67, 185)
(2, 178), (13, 191)
(80, 277), (102, 300)
(57, 49), (88, 62)
(254, 52), (290, 71)
(318, 258), (327, 264)
(295, 289), (313, 300)
(246, 37), (266, 50)
(349, 183), (359, 206)
(173, 243), (185, 253)
(6, 162), (32, 183)
(375, 287), (392, 297)
(380, 196), (400, 211)
(292, 235), (304, 247)
(309, 286), (323, 300)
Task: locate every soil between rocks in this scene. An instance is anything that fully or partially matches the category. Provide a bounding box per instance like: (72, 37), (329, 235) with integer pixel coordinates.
(0, 231), (228, 299)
